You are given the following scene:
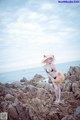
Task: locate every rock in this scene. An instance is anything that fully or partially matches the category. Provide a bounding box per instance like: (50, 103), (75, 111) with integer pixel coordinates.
(61, 79), (72, 92)
(8, 104), (19, 120)
(0, 66), (80, 120)
(31, 98), (44, 112)
(1, 100), (11, 111)
(69, 75), (78, 81)
(5, 94), (15, 102)
(74, 89), (80, 99)
(61, 115), (75, 120)
(66, 66), (80, 81)
(61, 92), (74, 101)
(32, 74), (45, 82)
(48, 78), (52, 84)
(61, 116), (68, 120)
(23, 85), (37, 93)
(0, 86), (5, 96)
(74, 66), (80, 73)
(8, 103), (32, 120)
(12, 81), (23, 88)
(68, 66), (80, 75)
(37, 88), (52, 101)
(74, 106), (80, 120)
(36, 81), (53, 91)
(20, 77), (28, 82)
(72, 81), (79, 93)
(15, 103), (31, 120)
(47, 111), (60, 120)
(35, 81), (46, 88)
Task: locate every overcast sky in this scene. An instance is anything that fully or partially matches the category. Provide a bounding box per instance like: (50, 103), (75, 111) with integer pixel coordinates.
(0, 0), (80, 72)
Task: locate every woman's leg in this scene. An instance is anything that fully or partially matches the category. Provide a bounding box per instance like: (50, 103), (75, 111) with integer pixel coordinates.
(53, 83), (61, 103)
(57, 85), (61, 103)
(53, 83), (59, 102)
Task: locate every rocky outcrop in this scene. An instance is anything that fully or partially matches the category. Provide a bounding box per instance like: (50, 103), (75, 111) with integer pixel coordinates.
(0, 66), (80, 120)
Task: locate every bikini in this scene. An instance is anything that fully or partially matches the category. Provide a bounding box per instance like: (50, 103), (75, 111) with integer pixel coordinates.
(46, 69), (57, 79)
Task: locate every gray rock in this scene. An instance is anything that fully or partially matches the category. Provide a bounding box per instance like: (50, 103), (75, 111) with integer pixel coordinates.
(5, 93), (15, 102)
(8, 104), (19, 120)
(12, 81), (23, 88)
(20, 77), (28, 82)
(74, 89), (80, 99)
(62, 79), (72, 92)
(32, 74), (45, 82)
(15, 103), (31, 120)
(74, 106), (80, 120)
(23, 85), (37, 93)
(72, 81), (79, 93)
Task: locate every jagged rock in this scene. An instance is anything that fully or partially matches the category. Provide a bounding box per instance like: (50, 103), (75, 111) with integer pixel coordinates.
(12, 81), (23, 88)
(68, 66), (80, 75)
(22, 85), (37, 93)
(8, 104), (19, 120)
(15, 103), (31, 120)
(47, 112), (60, 120)
(74, 106), (80, 120)
(0, 66), (80, 120)
(5, 93), (15, 102)
(8, 103), (31, 120)
(61, 79), (72, 92)
(72, 81), (79, 93)
(20, 77), (28, 82)
(61, 92), (74, 102)
(37, 88), (53, 101)
(65, 66), (80, 81)
(32, 74), (45, 82)
(36, 81), (53, 91)
(74, 89), (80, 99)
(61, 115), (75, 120)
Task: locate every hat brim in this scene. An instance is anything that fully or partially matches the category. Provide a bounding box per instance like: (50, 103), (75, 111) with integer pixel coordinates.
(42, 56), (54, 63)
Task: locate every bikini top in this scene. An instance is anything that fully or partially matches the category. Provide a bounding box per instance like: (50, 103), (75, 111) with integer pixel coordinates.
(46, 69), (55, 73)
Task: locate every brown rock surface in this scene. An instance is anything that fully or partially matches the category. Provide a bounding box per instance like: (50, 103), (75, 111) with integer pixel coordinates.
(0, 66), (80, 120)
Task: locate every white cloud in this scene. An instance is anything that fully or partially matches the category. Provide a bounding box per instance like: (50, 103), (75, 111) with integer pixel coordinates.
(0, 1), (80, 72)
(41, 3), (54, 10)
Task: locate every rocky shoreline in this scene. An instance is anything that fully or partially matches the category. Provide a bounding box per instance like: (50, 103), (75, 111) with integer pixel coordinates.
(0, 66), (80, 120)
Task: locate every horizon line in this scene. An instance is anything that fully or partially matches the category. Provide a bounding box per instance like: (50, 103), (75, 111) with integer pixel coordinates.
(0, 59), (80, 74)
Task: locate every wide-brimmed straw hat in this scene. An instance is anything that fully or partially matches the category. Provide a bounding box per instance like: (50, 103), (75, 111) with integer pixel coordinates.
(42, 55), (54, 63)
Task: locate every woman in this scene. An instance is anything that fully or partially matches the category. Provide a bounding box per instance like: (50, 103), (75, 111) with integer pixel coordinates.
(42, 55), (62, 104)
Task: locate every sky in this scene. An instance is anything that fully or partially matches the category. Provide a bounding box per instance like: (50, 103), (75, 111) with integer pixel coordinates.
(0, 0), (80, 72)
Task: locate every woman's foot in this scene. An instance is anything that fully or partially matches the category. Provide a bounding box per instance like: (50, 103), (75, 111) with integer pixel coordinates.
(57, 100), (64, 104)
(54, 100), (59, 104)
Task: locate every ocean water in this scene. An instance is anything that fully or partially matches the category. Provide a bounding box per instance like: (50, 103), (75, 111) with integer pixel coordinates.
(0, 60), (80, 83)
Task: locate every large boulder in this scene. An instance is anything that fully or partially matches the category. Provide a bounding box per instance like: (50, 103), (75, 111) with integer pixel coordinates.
(8, 104), (19, 120)
(22, 84), (37, 93)
(74, 89), (80, 99)
(74, 106), (80, 120)
(20, 77), (28, 82)
(5, 93), (15, 102)
(12, 81), (23, 88)
(8, 103), (31, 120)
(31, 74), (45, 82)
(72, 81), (79, 93)
(61, 79), (72, 92)
(66, 66), (80, 81)
(36, 81), (53, 92)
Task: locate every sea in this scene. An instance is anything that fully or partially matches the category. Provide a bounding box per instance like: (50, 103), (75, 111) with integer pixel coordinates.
(0, 60), (80, 83)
